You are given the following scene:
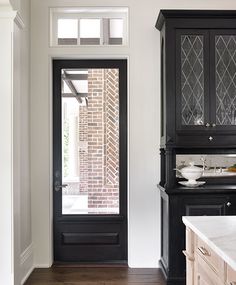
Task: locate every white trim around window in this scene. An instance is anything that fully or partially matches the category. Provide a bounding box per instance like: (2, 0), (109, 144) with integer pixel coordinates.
(50, 7), (129, 47)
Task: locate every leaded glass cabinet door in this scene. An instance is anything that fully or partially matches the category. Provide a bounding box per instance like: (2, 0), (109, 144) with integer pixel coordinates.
(210, 30), (236, 130)
(176, 30), (210, 131)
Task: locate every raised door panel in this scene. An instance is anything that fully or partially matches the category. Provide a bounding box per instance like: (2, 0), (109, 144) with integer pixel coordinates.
(176, 30), (210, 132)
(184, 196), (230, 216)
(160, 193), (169, 269)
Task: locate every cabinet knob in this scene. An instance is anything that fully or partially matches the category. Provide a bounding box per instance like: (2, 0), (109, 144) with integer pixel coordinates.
(211, 123), (216, 127)
(227, 202), (232, 207)
(205, 123), (210, 127)
(208, 136), (213, 141)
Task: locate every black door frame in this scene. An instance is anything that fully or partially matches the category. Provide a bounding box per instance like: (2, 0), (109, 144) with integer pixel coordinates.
(53, 59), (127, 263)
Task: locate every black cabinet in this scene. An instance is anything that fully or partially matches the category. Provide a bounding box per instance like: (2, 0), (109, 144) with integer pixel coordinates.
(156, 10), (236, 285)
(176, 30), (236, 133)
(157, 10), (236, 148)
(160, 189), (235, 285)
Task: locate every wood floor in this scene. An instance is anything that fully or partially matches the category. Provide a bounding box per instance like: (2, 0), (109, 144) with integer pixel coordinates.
(25, 267), (166, 285)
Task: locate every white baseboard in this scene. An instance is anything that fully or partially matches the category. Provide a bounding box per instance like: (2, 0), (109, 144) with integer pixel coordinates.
(20, 243), (34, 285)
(34, 263), (52, 268)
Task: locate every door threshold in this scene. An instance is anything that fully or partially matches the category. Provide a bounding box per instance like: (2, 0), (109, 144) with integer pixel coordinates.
(53, 261), (128, 268)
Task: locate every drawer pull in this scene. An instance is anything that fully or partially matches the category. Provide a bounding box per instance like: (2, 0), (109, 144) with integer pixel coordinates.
(182, 250), (194, 261)
(198, 246), (210, 256)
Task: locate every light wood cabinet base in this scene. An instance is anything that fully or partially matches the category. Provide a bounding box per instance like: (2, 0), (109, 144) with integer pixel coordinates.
(184, 227), (236, 285)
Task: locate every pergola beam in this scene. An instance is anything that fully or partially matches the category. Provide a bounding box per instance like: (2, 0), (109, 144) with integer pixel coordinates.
(62, 74), (88, 80)
(63, 71), (82, 103)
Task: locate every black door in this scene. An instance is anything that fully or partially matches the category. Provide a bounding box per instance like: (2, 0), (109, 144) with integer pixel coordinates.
(209, 29), (236, 132)
(53, 59), (127, 263)
(176, 29), (210, 132)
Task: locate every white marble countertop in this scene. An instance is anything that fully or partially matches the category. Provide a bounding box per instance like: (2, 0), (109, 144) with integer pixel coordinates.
(182, 216), (236, 271)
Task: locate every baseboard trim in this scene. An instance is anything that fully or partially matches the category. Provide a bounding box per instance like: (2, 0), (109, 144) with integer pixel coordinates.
(53, 261), (128, 268)
(159, 258), (168, 279)
(34, 263), (52, 268)
(20, 243), (34, 285)
(159, 258), (185, 285)
(21, 266), (34, 285)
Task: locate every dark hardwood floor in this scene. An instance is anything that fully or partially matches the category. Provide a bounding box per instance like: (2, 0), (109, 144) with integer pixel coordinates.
(25, 267), (166, 285)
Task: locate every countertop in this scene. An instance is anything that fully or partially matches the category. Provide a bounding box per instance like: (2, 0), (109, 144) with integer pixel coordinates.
(182, 216), (236, 270)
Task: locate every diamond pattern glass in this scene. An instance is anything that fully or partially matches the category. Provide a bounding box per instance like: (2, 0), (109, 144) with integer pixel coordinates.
(181, 35), (204, 125)
(215, 35), (236, 125)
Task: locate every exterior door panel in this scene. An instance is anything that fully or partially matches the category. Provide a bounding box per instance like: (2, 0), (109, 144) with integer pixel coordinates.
(53, 59), (127, 263)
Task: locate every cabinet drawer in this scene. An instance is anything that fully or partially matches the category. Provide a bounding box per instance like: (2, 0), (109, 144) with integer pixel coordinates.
(196, 236), (224, 277)
(227, 265), (236, 284)
(176, 134), (236, 147)
(196, 252), (224, 285)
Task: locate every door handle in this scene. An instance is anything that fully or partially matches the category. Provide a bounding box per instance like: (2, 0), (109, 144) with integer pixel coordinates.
(54, 182), (68, 191)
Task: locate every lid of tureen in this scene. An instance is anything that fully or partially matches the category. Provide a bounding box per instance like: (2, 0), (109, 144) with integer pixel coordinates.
(182, 162), (203, 173)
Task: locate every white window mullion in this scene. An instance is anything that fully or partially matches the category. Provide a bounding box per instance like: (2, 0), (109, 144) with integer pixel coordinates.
(102, 18), (109, 45)
(78, 18), (80, 45)
(100, 18), (103, 45)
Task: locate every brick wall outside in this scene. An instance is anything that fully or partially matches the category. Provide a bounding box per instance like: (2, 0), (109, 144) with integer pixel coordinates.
(78, 69), (119, 212)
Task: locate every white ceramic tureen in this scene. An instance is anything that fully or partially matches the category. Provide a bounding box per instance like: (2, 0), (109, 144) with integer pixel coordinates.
(174, 162), (203, 184)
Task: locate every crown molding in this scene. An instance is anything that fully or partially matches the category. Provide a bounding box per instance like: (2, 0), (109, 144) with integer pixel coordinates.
(14, 11), (24, 29)
(0, 9), (24, 29)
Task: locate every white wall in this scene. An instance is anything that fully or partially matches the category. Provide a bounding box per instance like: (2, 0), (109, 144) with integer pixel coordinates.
(31, 0), (159, 268)
(0, 1), (32, 284)
(18, 0), (34, 283)
(0, 11), (16, 284)
(0, 1), (32, 283)
(19, 0), (31, 254)
(30, 0), (236, 268)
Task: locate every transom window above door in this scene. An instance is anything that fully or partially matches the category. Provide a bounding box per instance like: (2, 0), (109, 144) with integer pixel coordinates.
(50, 7), (129, 46)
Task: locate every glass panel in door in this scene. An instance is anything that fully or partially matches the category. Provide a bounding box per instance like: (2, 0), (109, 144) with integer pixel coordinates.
(61, 68), (119, 215)
(181, 35), (205, 126)
(215, 35), (236, 125)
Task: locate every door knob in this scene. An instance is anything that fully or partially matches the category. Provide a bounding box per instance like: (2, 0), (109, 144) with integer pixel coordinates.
(205, 123), (210, 127)
(227, 202), (232, 207)
(211, 123), (216, 127)
(208, 136), (213, 141)
(54, 181), (68, 191)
